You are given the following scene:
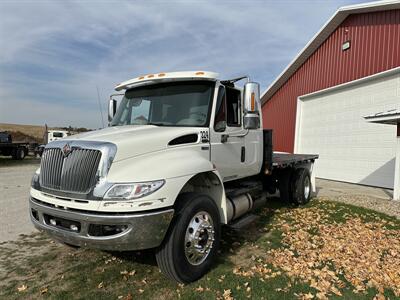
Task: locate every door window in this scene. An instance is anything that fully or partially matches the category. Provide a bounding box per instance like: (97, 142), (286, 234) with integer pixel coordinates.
(226, 87), (241, 127)
(214, 86), (227, 132)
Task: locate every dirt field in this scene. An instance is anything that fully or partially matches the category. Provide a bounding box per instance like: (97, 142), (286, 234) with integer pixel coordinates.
(0, 123), (46, 142)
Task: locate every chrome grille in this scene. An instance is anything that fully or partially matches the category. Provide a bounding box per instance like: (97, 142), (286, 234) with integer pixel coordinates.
(40, 148), (102, 193)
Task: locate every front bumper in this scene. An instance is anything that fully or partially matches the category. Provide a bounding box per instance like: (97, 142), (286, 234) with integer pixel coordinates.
(29, 197), (174, 251)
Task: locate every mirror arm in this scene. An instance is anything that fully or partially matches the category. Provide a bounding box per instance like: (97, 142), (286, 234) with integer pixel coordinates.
(229, 130), (249, 138)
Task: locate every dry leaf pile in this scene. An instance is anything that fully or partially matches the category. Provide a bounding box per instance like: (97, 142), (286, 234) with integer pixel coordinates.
(266, 207), (400, 298)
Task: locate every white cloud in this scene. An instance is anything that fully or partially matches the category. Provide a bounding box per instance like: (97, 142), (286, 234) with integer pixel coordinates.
(0, 0), (364, 128)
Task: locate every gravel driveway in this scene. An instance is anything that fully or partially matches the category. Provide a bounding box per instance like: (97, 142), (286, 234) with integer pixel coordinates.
(316, 178), (400, 219)
(0, 160), (39, 242)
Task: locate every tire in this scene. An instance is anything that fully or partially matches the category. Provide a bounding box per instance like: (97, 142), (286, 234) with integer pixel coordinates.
(11, 149), (18, 160)
(291, 168), (312, 205)
(17, 148), (26, 160)
(279, 168), (293, 203)
(156, 193), (221, 283)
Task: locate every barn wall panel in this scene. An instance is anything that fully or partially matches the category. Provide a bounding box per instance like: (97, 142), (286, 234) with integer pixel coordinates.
(262, 10), (400, 152)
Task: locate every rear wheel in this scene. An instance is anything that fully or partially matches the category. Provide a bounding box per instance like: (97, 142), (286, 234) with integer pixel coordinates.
(291, 168), (312, 205)
(17, 148), (26, 160)
(156, 193), (221, 283)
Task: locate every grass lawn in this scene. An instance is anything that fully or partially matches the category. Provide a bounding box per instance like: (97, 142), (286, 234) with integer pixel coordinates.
(1, 198), (399, 300)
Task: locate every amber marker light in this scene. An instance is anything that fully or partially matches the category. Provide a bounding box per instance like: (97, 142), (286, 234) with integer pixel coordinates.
(251, 92), (255, 111)
(195, 71), (205, 75)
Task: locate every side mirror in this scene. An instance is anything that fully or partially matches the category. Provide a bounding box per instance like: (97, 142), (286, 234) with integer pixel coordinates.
(108, 98), (117, 122)
(243, 82), (260, 130)
(215, 121), (226, 133)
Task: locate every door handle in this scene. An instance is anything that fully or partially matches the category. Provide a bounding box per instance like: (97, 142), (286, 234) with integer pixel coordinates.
(221, 134), (229, 143)
(241, 146), (245, 162)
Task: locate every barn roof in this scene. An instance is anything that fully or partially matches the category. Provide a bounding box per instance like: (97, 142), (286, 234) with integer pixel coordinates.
(261, 0), (400, 104)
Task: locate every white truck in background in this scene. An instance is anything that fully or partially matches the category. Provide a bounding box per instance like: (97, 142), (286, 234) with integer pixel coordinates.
(30, 71), (318, 283)
(47, 130), (69, 143)
(34, 130), (69, 158)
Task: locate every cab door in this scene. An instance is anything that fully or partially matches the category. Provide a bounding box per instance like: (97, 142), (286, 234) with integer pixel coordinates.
(210, 85), (246, 182)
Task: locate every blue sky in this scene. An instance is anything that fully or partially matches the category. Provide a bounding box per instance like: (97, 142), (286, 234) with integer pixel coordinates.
(0, 0), (365, 129)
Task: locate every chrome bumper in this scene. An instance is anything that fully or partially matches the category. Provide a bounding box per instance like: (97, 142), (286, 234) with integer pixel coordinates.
(29, 197), (174, 251)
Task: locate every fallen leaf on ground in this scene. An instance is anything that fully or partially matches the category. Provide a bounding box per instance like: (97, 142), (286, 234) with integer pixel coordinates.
(223, 289), (233, 300)
(124, 293), (133, 300)
(195, 286), (204, 292)
(17, 285), (27, 292)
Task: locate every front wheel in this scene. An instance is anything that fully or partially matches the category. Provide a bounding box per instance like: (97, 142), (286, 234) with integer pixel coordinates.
(156, 193), (221, 283)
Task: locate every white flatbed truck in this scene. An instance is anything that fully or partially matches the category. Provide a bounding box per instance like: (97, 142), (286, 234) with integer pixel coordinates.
(29, 71), (318, 283)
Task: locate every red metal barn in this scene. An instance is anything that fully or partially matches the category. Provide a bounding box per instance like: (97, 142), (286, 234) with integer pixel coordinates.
(261, 1), (400, 189)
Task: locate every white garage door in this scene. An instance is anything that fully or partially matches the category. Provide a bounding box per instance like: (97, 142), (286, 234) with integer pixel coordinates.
(296, 70), (400, 189)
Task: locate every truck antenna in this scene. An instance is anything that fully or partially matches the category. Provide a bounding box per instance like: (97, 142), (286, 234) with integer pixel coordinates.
(96, 85), (105, 128)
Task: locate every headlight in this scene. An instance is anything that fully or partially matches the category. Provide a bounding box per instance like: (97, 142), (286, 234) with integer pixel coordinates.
(104, 180), (165, 200)
(31, 168), (41, 187)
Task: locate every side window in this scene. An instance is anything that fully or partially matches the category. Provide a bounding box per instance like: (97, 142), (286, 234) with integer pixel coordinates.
(214, 86), (226, 132)
(226, 87), (241, 127)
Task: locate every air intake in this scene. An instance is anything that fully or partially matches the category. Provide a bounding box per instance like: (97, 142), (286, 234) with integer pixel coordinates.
(168, 134), (198, 146)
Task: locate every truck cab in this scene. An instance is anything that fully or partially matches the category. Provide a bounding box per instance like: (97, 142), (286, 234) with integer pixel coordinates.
(47, 130), (69, 142)
(30, 71), (317, 283)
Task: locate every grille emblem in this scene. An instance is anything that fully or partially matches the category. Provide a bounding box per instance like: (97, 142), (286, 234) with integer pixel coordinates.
(62, 143), (72, 157)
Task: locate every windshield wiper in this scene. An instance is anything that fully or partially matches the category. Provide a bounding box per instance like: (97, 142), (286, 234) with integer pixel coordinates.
(147, 122), (165, 126)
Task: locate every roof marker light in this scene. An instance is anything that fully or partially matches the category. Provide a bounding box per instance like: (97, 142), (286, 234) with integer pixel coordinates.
(138, 76), (144, 80)
(147, 74), (154, 78)
(195, 71), (205, 75)
(158, 73), (166, 77)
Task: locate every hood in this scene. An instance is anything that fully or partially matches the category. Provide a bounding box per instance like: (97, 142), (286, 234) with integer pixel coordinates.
(66, 125), (205, 162)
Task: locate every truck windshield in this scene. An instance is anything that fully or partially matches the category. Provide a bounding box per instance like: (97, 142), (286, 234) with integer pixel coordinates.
(110, 81), (215, 127)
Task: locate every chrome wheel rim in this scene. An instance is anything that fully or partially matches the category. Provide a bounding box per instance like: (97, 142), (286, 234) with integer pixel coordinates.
(184, 211), (215, 266)
(304, 176), (311, 200)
